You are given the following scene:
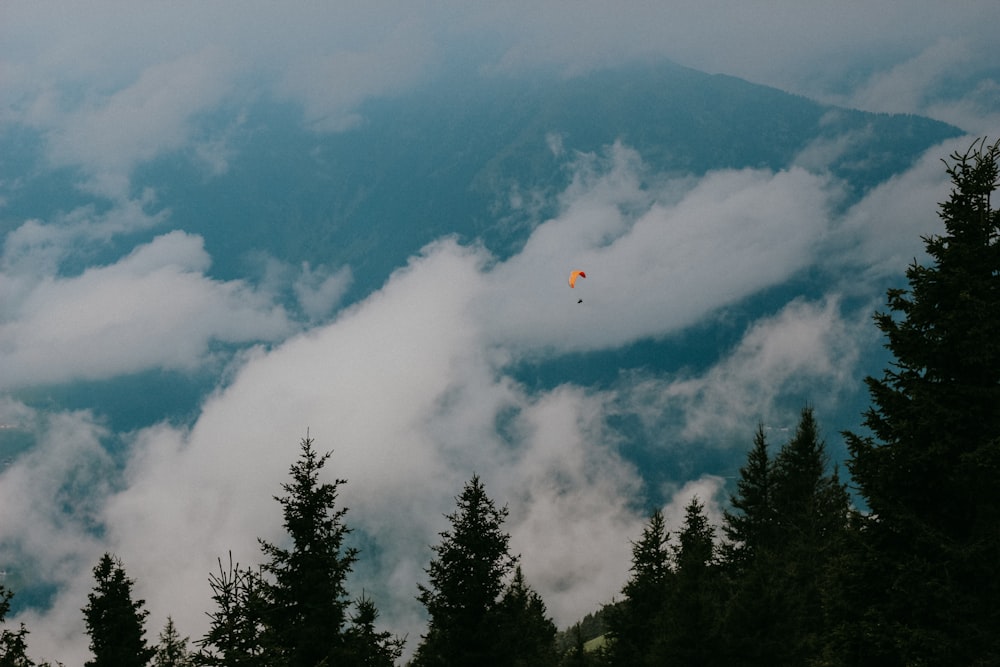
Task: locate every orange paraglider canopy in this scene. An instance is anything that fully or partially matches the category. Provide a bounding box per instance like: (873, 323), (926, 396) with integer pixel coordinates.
(568, 270), (586, 288)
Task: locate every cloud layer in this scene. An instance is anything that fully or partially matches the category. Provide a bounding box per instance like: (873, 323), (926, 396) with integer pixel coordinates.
(4, 1), (998, 194)
(1, 2), (998, 664)
(1, 140), (934, 662)
(1, 230), (293, 388)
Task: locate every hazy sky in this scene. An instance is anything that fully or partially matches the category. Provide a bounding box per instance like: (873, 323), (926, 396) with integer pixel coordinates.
(1, 2), (999, 663)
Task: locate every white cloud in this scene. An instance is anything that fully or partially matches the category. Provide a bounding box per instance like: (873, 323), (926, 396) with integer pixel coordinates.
(818, 38), (1000, 134)
(4, 1), (997, 196)
(621, 296), (865, 447)
(482, 143), (836, 353)
(2, 176), (868, 659)
(845, 39), (973, 117)
(293, 263), (354, 321)
(1, 120), (974, 661)
(0, 407), (113, 664)
(0, 132), (946, 660)
(0, 409), (111, 570)
(37, 238), (642, 653)
(659, 475), (728, 536)
(44, 48), (235, 198)
(1, 193), (167, 278)
(0, 231), (293, 389)
(832, 137), (963, 279)
(1, 5), (997, 661)
(501, 385), (646, 623)
(276, 19), (437, 132)
(463, 2), (1000, 106)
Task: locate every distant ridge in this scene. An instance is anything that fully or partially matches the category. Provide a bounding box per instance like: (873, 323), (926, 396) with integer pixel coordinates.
(2, 61), (962, 294)
(137, 62), (959, 291)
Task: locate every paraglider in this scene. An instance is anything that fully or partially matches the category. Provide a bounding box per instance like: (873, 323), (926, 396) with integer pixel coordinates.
(569, 270), (586, 302)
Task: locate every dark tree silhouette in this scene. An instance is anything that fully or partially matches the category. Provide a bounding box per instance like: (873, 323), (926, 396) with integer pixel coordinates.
(413, 474), (518, 667)
(153, 618), (193, 667)
(654, 498), (721, 667)
(493, 567), (558, 667)
(196, 554), (268, 667)
(258, 436), (358, 667)
(846, 137), (1000, 664)
(1, 584), (34, 667)
(722, 424), (776, 572)
(342, 593), (404, 667)
(82, 553), (155, 667)
(603, 510), (670, 667)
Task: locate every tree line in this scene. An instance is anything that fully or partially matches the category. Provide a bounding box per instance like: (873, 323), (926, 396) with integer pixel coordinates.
(2, 138), (998, 666)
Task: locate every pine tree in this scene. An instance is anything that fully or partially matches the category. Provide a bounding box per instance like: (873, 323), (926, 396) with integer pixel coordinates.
(721, 424), (775, 572)
(772, 409), (827, 526)
(562, 631), (583, 667)
(413, 474), (517, 667)
(154, 618), (193, 667)
(718, 425), (783, 665)
(845, 137), (1000, 664)
(772, 410), (851, 568)
(769, 408), (850, 663)
(196, 554), (269, 667)
(556, 623), (597, 667)
(492, 567), (558, 667)
(258, 436), (358, 667)
(602, 509), (670, 667)
(82, 553), (155, 667)
(720, 412), (850, 665)
(1, 585), (34, 667)
(654, 498), (721, 667)
(342, 593), (404, 667)
(556, 611), (605, 667)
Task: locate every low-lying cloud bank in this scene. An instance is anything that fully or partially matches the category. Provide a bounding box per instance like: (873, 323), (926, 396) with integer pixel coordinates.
(2, 134), (963, 663)
(2, 2), (997, 662)
(4, 2), (997, 201)
(1, 230), (293, 389)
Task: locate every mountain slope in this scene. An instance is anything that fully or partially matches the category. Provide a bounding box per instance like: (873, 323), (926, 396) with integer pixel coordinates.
(125, 62), (961, 295)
